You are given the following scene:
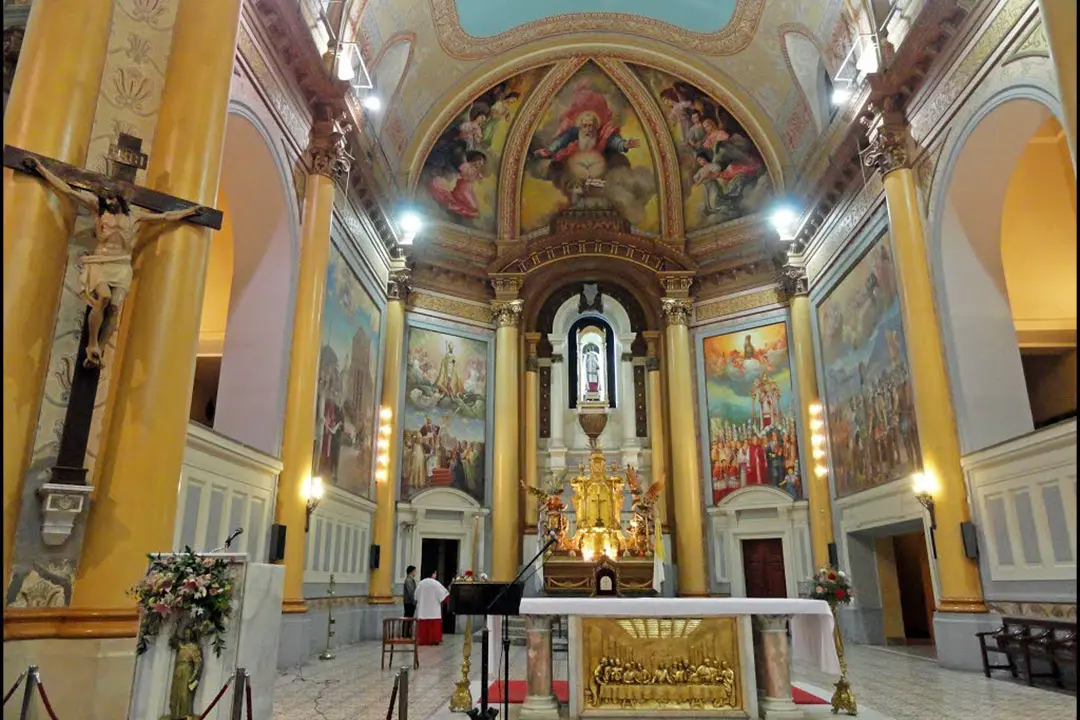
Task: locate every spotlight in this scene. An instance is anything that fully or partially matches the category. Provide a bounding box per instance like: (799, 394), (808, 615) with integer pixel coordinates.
(363, 95), (382, 112)
(397, 210), (423, 245)
(831, 86), (852, 106)
(769, 205), (799, 240)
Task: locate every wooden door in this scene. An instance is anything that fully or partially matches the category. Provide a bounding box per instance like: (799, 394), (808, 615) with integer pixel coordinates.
(742, 538), (787, 598)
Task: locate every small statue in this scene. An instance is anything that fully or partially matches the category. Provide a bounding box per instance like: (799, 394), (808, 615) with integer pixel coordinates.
(26, 157), (202, 368)
(166, 621), (204, 720)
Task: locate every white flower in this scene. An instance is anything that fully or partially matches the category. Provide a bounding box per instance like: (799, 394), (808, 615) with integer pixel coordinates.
(837, 570), (846, 578)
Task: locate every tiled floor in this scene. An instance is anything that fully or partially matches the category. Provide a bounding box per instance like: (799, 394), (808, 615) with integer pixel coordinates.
(272, 636), (1077, 720)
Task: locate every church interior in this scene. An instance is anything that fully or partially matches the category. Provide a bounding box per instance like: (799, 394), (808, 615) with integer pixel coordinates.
(2, 0), (1076, 719)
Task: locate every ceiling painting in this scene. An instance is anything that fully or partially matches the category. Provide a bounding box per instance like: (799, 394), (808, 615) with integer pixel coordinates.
(634, 65), (772, 233)
(451, 0), (739, 37)
(521, 63), (659, 236)
(417, 66), (549, 234)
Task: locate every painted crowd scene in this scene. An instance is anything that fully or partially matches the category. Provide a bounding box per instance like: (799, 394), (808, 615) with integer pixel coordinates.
(702, 322), (802, 503)
(817, 234), (921, 497)
(400, 327), (488, 503)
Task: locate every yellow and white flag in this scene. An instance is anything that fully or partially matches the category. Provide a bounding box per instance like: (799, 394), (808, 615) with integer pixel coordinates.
(652, 507), (666, 592)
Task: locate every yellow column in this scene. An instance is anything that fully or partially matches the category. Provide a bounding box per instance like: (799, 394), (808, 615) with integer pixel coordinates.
(865, 105), (986, 613)
(2, 0), (113, 598)
(490, 285), (523, 581)
(276, 115), (353, 612)
(1038, 0), (1077, 166)
(73, 0), (242, 610)
(659, 275), (707, 596)
(368, 264), (408, 602)
(642, 331), (669, 526)
(524, 333), (541, 528)
(785, 274), (834, 568)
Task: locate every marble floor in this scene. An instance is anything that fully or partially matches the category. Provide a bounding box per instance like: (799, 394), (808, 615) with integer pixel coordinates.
(272, 635), (1077, 720)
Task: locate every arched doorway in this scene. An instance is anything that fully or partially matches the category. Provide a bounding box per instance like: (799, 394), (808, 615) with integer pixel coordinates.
(191, 110), (299, 456)
(932, 96), (1077, 453)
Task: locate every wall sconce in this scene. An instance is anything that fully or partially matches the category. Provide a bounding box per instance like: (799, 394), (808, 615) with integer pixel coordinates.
(302, 475), (324, 533)
(912, 471), (938, 558)
(808, 402), (828, 479)
(374, 407), (392, 484)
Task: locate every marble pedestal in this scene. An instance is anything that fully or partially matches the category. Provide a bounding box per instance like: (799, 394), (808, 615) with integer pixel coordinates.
(753, 615), (803, 720)
(128, 553), (285, 720)
(521, 615), (561, 720)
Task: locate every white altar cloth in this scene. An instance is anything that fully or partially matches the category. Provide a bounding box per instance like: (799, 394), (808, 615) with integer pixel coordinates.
(518, 597), (841, 676)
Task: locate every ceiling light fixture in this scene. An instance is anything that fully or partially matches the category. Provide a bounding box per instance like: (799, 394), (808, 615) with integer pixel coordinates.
(363, 95), (382, 112)
(831, 86), (852, 107)
(398, 210), (423, 246)
(769, 205), (800, 240)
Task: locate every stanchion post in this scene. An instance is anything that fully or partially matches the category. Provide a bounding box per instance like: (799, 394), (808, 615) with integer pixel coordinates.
(230, 667), (247, 720)
(18, 666), (38, 720)
(398, 666), (410, 720)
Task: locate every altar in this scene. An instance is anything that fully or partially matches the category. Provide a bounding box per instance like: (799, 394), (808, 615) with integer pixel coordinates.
(515, 597), (840, 720)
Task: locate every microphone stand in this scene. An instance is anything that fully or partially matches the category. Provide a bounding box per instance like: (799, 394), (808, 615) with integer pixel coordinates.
(470, 532), (559, 720)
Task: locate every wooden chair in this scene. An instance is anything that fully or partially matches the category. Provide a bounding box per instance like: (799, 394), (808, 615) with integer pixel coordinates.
(976, 620), (1024, 679)
(382, 617), (419, 670)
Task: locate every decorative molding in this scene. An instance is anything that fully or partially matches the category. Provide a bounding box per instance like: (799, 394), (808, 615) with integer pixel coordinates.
(776, 265), (808, 300)
(490, 231), (695, 275)
(861, 96), (912, 176)
(1002, 22), (1050, 64)
(693, 287), (783, 323)
(491, 299), (524, 328)
(2, 607), (139, 641)
(408, 290), (494, 325)
(804, 172), (884, 282)
(307, 106), (353, 180)
(428, 0), (765, 60)
(660, 298), (693, 327)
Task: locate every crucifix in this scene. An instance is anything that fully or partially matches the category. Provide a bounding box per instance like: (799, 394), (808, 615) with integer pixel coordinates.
(3, 136), (224, 486)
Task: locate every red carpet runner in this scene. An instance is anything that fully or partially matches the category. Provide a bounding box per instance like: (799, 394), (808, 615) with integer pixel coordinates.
(485, 681), (829, 705)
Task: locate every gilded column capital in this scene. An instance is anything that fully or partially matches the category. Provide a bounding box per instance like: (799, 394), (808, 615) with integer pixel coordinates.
(777, 264), (809, 300)
(645, 357), (660, 372)
(661, 297), (693, 327)
(307, 106), (353, 180)
(491, 299), (523, 328)
(387, 266), (411, 301)
(861, 96), (910, 177)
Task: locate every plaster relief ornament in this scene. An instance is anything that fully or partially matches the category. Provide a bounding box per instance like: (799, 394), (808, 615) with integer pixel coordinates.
(27, 158), (202, 368)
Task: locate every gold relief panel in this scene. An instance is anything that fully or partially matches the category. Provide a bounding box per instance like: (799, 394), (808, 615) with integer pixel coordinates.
(581, 616), (742, 712)
(694, 287), (782, 323)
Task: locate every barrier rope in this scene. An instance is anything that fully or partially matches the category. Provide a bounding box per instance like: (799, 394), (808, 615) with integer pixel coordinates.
(197, 676), (234, 720)
(384, 674), (401, 720)
(2, 670), (26, 706)
(35, 680), (61, 720)
(245, 673), (254, 720)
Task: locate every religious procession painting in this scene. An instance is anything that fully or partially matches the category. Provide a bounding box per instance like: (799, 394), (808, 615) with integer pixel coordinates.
(817, 233), (921, 497)
(313, 247), (383, 500)
(701, 321), (801, 503)
(635, 65), (771, 232)
(418, 67), (547, 233)
(401, 326), (489, 504)
(523, 63), (659, 234)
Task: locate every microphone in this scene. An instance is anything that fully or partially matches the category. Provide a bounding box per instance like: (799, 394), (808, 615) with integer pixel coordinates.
(224, 527), (244, 549)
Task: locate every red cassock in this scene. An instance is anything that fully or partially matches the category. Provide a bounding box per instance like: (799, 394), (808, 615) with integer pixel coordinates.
(417, 618), (443, 646)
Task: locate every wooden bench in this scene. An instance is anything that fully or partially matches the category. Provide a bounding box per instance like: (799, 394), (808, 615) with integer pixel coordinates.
(382, 617), (419, 670)
(978, 617), (1077, 691)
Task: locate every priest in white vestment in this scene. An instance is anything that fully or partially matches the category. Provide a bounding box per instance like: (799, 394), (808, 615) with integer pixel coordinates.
(414, 572), (450, 646)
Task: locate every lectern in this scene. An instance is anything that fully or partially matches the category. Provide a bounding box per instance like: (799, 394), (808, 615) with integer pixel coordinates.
(450, 581), (524, 720)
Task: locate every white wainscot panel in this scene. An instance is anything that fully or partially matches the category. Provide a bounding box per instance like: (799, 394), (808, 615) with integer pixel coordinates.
(305, 487), (375, 584)
(174, 423), (281, 562)
(706, 486), (811, 597)
(964, 420), (1078, 583)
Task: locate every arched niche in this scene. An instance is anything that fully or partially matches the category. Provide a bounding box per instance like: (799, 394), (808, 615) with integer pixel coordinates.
(930, 91), (1075, 452)
(200, 109), (300, 455)
(370, 36), (413, 135)
(783, 31), (833, 133)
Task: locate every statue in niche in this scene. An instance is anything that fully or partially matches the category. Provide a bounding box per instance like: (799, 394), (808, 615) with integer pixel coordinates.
(584, 345), (602, 394)
(166, 619), (204, 720)
(26, 158), (202, 368)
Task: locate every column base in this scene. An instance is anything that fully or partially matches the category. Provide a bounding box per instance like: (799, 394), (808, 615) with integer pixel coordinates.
(520, 695), (561, 720)
(932, 611), (999, 672)
(758, 696), (805, 720)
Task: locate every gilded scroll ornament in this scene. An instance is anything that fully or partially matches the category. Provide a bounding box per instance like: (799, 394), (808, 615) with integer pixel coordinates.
(491, 299), (523, 327)
(861, 98), (911, 177)
(661, 298), (693, 327)
(777, 264), (808, 299)
(387, 267), (411, 301)
(308, 107), (353, 181)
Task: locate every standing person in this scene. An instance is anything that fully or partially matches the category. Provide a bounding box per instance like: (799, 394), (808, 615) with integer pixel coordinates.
(414, 572), (450, 646)
(403, 566), (418, 638)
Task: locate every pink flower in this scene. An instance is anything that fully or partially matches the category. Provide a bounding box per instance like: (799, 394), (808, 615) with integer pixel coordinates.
(815, 586), (824, 594)
(151, 601), (171, 617)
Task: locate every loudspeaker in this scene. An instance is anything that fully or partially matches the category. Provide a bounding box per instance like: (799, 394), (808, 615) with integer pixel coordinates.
(268, 523), (287, 563)
(827, 542), (839, 569)
(961, 521), (979, 559)
(369, 543), (381, 570)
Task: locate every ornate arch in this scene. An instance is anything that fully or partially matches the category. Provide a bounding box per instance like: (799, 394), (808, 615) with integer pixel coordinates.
(488, 229), (696, 276)
(403, 39), (788, 194)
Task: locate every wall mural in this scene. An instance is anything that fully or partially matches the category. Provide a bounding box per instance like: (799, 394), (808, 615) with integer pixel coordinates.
(702, 321), (802, 503)
(314, 247), (383, 500)
(418, 67), (547, 233)
(817, 234), (921, 497)
(523, 63), (659, 234)
(401, 327), (488, 503)
(634, 65), (771, 233)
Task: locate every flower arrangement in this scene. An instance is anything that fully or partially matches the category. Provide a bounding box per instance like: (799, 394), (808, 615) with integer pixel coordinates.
(129, 548), (234, 656)
(453, 570), (489, 582)
(808, 565), (853, 606)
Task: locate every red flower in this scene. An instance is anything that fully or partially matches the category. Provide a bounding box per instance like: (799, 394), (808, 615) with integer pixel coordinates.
(835, 589), (846, 600)
(464, 570), (474, 577)
(827, 572), (837, 580)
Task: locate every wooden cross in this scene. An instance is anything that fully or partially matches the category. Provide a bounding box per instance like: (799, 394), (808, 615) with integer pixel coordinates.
(3, 136), (224, 486)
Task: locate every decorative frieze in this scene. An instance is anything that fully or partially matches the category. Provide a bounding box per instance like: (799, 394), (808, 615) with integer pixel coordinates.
(660, 298), (693, 327)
